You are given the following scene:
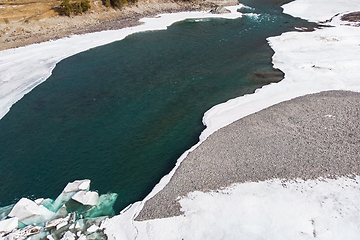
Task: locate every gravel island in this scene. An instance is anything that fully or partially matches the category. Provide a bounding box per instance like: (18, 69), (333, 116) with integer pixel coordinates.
(137, 90), (360, 220)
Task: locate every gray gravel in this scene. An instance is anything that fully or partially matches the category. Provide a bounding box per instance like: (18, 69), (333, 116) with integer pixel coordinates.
(136, 90), (360, 221)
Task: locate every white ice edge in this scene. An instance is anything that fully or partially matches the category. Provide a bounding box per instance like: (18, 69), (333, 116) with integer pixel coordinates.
(105, 0), (360, 239)
(0, 5), (242, 237)
(0, 5), (243, 120)
(2, 0), (360, 239)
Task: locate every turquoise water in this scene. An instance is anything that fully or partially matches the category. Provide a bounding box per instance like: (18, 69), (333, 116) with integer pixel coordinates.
(0, 3), (317, 213)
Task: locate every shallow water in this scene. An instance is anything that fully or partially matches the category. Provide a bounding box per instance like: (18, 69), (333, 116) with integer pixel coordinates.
(0, 4), (316, 213)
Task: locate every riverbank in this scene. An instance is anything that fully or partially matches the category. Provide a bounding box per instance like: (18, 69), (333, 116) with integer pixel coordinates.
(100, 0), (360, 239)
(137, 90), (360, 220)
(0, 0), (237, 51)
(136, 2), (360, 221)
(1, 0), (360, 239)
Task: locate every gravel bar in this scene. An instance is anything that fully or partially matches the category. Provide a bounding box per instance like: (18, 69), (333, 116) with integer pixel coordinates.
(136, 90), (360, 220)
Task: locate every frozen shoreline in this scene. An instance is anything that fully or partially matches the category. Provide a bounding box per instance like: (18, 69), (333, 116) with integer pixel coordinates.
(104, 0), (360, 239)
(0, 5), (242, 121)
(2, 0), (360, 239)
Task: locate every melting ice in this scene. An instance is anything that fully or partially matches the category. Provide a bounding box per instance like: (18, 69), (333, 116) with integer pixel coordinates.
(0, 180), (117, 240)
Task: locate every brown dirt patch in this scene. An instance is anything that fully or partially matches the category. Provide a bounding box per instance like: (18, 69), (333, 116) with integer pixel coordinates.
(341, 11), (360, 22)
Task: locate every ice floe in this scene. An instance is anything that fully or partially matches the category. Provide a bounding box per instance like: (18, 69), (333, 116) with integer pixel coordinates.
(71, 191), (99, 206)
(2, 0), (360, 239)
(0, 180), (116, 240)
(102, 0), (360, 239)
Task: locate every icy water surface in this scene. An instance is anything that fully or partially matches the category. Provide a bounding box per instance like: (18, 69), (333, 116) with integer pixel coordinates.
(0, 3), (317, 213)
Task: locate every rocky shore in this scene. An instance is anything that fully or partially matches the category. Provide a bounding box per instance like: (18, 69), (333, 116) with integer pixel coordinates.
(0, 0), (238, 51)
(136, 90), (360, 220)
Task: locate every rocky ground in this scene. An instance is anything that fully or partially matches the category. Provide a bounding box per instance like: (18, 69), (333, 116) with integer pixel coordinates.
(136, 90), (360, 220)
(0, 0), (238, 51)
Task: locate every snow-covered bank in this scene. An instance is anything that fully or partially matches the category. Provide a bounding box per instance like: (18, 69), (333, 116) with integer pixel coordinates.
(2, 0), (360, 239)
(0, 5), (242, 120)
(282, 0), (360, 22)
(103, 0), (360, 239)
(200, 1), (360, 140)
(134, 176), (360, 239)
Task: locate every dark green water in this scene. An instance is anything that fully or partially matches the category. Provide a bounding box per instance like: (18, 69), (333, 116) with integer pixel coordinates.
(0, 3), (316, 213)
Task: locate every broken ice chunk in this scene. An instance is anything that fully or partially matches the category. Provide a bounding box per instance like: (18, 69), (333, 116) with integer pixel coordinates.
(8, 198), (41, 220)
(45, 215), (70, 230)
(34, 198), (44, 205)
(49, 205), (68, 220)
(60, 231), (76, 240)
(0, 217), (18, 234)
(56, 220), (68, 230)
(63, 180), (90, 193)
(41, 198), (55, 212)
(71, 191), (99, 206)
(47, 235), (55, 240)
(86, 224), (99, 233)
(0, 204), (14, 221)
(50, 180), (91, 212)
(5, 224), (42, 239)
(83, 193), (118, 218)
(24, 231), (48, 240)
(8, 198), (54, 226)
(78, 234), (86, 240)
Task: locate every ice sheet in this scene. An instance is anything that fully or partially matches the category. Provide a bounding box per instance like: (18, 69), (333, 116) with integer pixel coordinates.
(282, 0), (360, 22)
(134, 177), (360, 240)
